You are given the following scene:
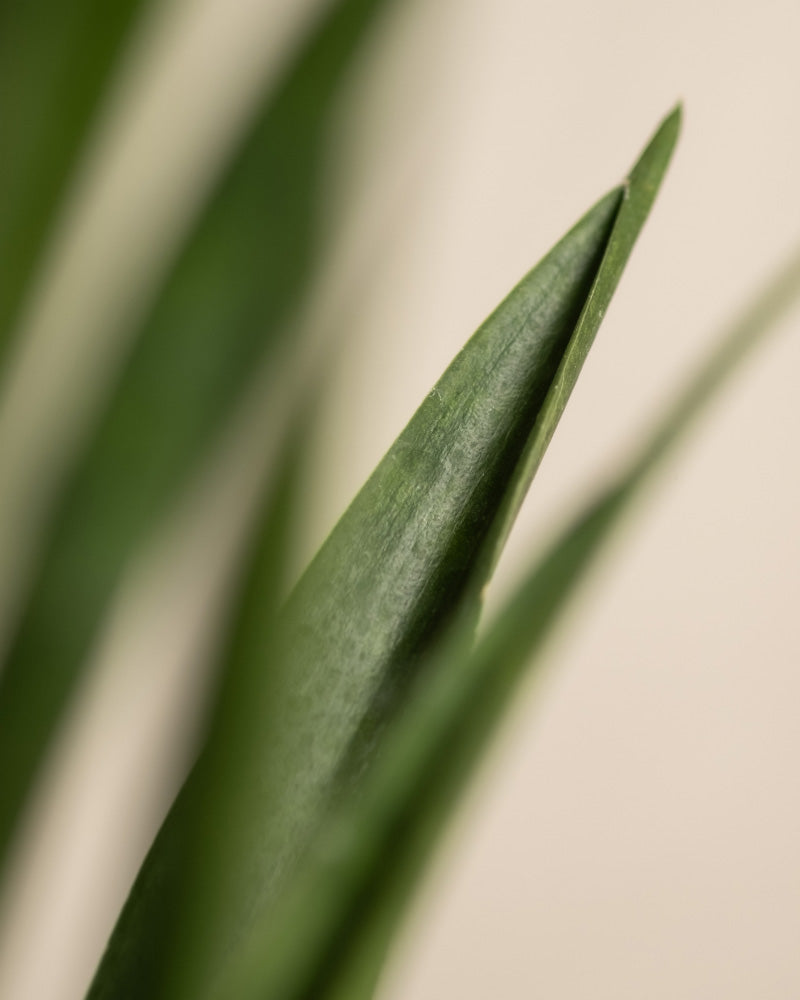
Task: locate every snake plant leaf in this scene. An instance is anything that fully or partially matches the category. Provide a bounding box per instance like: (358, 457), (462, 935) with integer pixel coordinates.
(0, 0), (153, 365)
(0, 0), (395, 876)
(89, 110), (678, 1000)
(210, 203), (800, 1000)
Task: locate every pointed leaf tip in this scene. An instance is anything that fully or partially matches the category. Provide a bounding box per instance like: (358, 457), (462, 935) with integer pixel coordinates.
(625, 104), (681, 198)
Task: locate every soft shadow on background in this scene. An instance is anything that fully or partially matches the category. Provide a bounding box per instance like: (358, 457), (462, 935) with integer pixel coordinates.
(0, 0), (798, 997)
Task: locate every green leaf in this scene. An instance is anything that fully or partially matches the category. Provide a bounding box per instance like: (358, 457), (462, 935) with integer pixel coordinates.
(0, 0), (153, 365)
(0, 0), (396, 878)
(209, 172), (800, 1000)
(90, 109), (678, 1000)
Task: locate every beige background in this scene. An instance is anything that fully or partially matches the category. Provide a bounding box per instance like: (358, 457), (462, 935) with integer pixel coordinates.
(0, 0), (798, 997)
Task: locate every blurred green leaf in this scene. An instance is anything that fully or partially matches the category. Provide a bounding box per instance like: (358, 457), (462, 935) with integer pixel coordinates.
(0, 0), (395, 876)
(89, 109), (678, 1000)
(86, 403), (312, 1000)
(0, 0), (153, 364)
(211, 181), (800, 1000)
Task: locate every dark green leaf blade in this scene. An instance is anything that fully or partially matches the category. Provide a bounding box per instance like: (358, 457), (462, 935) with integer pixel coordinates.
(0, 0), (395, 877)
(97, 108), (678, 1000)
(0, 0), (153, 366)
(212, 215), (800, 1000)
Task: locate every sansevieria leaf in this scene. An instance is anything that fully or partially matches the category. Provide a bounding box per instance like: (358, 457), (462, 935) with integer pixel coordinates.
(88, 109), (679, 1000)
(208, 151), (800, 1000)
(0, 0), (396, 878)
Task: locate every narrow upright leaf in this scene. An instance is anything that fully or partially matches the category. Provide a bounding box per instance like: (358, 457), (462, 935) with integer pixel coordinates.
(0, 0), (396, 877)
(211, 162), (800, 1000)
(91, 109), (679, 1000)
(0, 0), (153, 364)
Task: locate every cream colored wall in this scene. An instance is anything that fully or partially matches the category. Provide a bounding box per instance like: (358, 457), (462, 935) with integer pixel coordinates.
(0, 0), (798, 997)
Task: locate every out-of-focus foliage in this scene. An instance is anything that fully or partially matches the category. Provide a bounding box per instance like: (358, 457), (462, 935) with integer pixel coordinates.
(0, 0), (394, 872)
(0, 0), (154, 368)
